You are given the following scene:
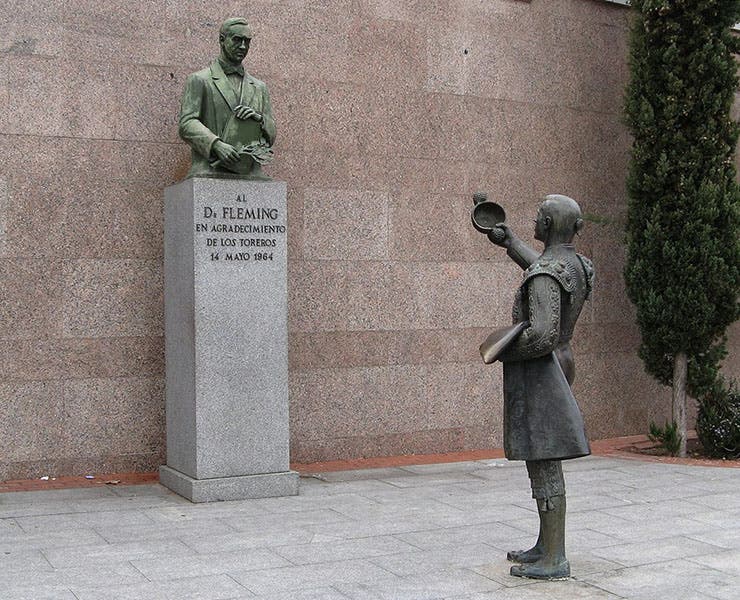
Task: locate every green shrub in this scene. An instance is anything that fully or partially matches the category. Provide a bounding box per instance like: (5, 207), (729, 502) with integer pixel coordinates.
(624, 0), (740, 399)
(648, 421), (681, 456)
(697, 379), (740, 459)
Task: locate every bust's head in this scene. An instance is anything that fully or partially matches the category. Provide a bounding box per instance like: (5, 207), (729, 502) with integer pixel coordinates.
(534, 194), (583, 245)
(219, 17), (253, 65)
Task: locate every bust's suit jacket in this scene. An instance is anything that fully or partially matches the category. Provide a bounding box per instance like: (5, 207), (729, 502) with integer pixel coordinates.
(178, 59), (276, 177)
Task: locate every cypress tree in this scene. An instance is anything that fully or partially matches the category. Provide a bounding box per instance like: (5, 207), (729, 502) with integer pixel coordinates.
(624, 0), (740, 456)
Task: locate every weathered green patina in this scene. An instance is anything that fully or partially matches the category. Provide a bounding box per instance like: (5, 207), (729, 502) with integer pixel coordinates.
(179, 17), (276, 179)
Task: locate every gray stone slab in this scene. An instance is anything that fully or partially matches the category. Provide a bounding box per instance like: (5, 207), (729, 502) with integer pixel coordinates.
(398, 460), (486, 475)
(163, 178), (295, 502)
(687, 527), (740, 550)
(273, 535), (418, 565)
(16, 509), (154, 533)
(255, 588), (349, 600)
(683, 507), (740, 528)
(179, 529), (314, 554)
(591, 535), (725, 567)
(2, 585), (78, 600)
(159, 466), (298, 503)
(683, 491), (740, 511)
(296, 477), (399, 497)
(0, 487), (116, 504)
(368, 542), (502, 577)
(223, 508), (354, 532)
(311, 467), (411, 483)
(395, 522), (536, 551)
(42, 539), (195, 569)
(580, 559), (738, 600)
(456, 579), (625, 599)
(230, 559), (403, 595)
(0, 548), (53, 574)
(300, 515), (439, 541)
(130, 547), (291, 581)
(337, 567), (503, 598)
(93, 515), (235, 543)
(0, 563), (147, 589)
(142, 501), (270, 524)
(2, 456), (738, 600)
(248, 491), (381, 515)
(0, 528), (108, 552)
(378, 472), (486, 488)
(71, 573), (251, 600)
(687, 549), (740, 577)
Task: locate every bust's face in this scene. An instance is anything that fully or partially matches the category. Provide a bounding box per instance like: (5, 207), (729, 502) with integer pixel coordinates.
(220, 24), (251, 64)
(533, 207), (548, 242)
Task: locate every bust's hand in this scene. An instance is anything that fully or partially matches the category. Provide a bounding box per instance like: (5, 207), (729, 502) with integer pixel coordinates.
(234, 105), (262, 122)
(212, 140), (240, 166)
(488, 223), (513, 248)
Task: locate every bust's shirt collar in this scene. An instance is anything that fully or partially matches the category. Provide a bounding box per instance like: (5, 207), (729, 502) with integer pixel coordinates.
(218, 57), (244, 77)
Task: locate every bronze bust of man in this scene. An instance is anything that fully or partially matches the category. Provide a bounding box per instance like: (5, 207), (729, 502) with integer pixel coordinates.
(479, 194), (594, 580)
(178, 17), (276, 179)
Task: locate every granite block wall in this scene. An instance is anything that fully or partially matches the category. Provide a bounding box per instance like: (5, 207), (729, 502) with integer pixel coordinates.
(1, 0), (737, 478)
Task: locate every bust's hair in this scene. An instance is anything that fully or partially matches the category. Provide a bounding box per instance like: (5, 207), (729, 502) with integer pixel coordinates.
(220, 17), (251, 38)
(542, 194), (583, 239)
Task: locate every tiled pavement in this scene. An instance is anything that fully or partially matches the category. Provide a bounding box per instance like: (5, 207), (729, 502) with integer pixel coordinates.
(1, 456), (738, 599)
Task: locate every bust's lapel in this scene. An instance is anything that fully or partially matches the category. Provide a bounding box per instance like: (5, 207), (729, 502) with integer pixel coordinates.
(210, 60), (238, 111)
(240, 73), (258, 109)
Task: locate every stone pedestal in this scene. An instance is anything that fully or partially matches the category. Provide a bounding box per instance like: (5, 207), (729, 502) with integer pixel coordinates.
(160, 177), (298, 502)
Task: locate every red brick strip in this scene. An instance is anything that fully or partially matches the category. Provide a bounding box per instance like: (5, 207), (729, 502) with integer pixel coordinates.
(1, 436), (736, 492)
(0, 472), (158, 493)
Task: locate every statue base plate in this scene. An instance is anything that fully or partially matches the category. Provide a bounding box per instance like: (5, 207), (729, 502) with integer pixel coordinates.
(160, 466), (298, 503)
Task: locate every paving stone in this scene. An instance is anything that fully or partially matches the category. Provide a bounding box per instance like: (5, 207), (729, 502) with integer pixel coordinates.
(377, 472), (486, 489)
(130, 547), (291, 581)
(0, 562), (147, 589)
(682, 507), (740, 528)
(296, 477), (400, 497)
(395, 522), (533, 551)
(0, 487), (116, 504)
(301, 515), (439, 540)
(273, 535), (418, 565)
(0, 527), (108, 552)
(42, 539), (195, 568)
(230, 559), (402, 595)
(16, 509), (155, 532)
(0, 456), (738, 600)
(71, 573), (251, 600)
(591, 535), (725, 567)
(580, 559), (738, 600)
(0, 548), (53, 574)
(398, 460), (487, 475)
(93, 517), (235, 543)
(179, 529), (315, 554)
(141, 501), (270, 523)
(368, 542), (502, 577)
(107, 483), (181, 498)
(455, 579), (625, 599)
(2, 585), (78, 600)
(311, 468), (410, 483)
(683, 492), (740, 511)
(686, 527), (740, 550)
(687, 549), (740, 577)
(249, 492), (382, 515)
(337, 567), (503, 598)
(255, 588), (349, 600)
(223, 509), (355, 532)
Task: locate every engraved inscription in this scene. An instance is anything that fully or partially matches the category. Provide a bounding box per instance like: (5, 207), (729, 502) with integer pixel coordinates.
(195, 194), (285, 263)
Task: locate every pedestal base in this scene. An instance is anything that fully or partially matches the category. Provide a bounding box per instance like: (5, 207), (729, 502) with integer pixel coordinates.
(160, 465), (299, 503)
(161, 178), (294, 502)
